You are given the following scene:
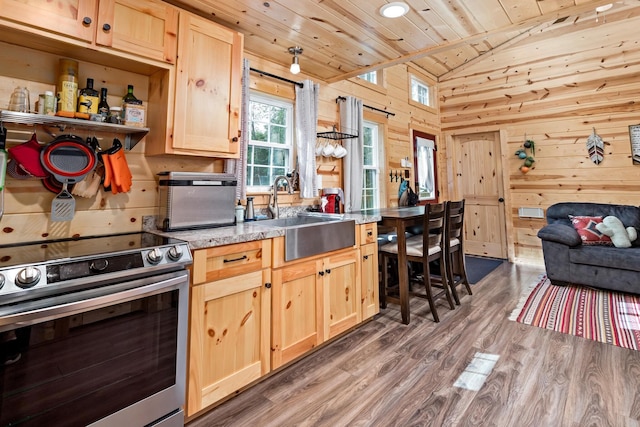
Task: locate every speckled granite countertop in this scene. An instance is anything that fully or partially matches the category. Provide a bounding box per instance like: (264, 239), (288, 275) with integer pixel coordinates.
(149, 211), (381, 250)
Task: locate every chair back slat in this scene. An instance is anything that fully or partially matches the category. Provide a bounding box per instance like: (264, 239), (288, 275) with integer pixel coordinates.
(446, 200), (465, 250)
(423, 202), (446, 248)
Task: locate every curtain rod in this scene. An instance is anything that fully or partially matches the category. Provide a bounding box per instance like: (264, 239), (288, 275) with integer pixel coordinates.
(336, 96), (395, 117)
(250, 67), (304, 88)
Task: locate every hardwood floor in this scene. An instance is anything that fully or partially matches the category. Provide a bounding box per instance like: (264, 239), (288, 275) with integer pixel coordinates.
(187, 262), (640, 427)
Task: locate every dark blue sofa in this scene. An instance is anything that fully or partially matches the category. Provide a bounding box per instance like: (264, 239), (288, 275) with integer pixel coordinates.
(537, 202), (640, 294)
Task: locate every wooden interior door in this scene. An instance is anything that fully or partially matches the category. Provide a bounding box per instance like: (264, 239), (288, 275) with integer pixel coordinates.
(452, 131), (507, 259)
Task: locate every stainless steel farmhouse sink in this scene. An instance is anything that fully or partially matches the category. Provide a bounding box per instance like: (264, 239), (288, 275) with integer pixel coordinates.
(256, 214), (355, 261)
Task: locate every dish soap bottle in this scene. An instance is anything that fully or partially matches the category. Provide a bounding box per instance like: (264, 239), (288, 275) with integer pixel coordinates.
(235, 200), (244, 223)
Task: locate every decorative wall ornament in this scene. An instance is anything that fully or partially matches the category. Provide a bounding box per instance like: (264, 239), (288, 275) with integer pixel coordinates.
(587, 127), (605, 165)
(515, 135), (535, 174)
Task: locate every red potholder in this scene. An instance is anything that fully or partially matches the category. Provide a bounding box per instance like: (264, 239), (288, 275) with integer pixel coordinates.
(8, 133), (47, 178)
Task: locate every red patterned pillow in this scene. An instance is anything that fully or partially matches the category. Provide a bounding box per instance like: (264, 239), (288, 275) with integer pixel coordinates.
(569, 215), (613, 246)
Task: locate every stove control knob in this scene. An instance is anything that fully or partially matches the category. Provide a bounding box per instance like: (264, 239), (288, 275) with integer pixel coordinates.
(167, 245), (184, 261)
(147, 248), (164, 265)
(0, 273), (5, 289)
(90, 259), (109, 272)
(16, 266), (41, 288)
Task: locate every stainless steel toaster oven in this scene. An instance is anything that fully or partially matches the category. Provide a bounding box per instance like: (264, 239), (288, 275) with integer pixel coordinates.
(158, 172), (237, 231)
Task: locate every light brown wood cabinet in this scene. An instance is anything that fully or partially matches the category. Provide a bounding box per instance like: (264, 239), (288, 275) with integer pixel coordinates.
(271, 246), (359, 369)
(0, 0), (177, 64)
(96, 0), (178, 64)
(147, 12), (243, 157)
(358, 223), (380, 320)
(360, 242), (380, 320)
(187, 241), (271, 417)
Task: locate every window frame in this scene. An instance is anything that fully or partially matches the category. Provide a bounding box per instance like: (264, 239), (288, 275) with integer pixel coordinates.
(246, 91), (295, 193)
(362, 120), (382, 211)
(407, 67), (438, 113)
(412, 130), (439, 203)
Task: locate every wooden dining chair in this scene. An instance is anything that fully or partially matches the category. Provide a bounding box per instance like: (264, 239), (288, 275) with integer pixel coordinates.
(444, 199), (472, 304)
(379, 202), (455, 322)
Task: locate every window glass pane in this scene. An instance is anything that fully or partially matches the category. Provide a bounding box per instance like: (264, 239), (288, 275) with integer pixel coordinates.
(253, 147), (270, 165)
(251, 122), (268, 141)
(270, 106), (286, 125)
(253, 167), (271, 186)
(270, 125), (286, 144)
(363, 146), (373, 166)
(359, 71), (377, 84)
(272, 148), (288, 167)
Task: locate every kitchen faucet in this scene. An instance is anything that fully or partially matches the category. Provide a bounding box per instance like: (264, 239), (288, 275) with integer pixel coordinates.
(268, 175), (293, 219)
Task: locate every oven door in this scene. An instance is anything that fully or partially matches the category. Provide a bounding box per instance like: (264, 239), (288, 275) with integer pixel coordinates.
(0, 270), (189, 427)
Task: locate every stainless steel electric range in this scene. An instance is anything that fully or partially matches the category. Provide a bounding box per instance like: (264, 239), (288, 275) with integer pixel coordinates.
(0, 232), (192, 427)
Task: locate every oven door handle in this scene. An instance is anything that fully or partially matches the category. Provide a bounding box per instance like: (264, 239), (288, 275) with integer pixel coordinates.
(0, 270), (188, 331)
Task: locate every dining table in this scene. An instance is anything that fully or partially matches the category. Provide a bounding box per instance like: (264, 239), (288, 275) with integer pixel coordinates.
(375, 205), (426, 325)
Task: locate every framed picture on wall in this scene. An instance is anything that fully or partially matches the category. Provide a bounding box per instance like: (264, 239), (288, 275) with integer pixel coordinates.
(629, 124), (640, 164)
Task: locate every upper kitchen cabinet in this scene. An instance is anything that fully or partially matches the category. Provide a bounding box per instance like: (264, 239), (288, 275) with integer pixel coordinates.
(0, 0), (177, 65)
(0, 0), (98, 41)
(147, 12), (243, 157)
(96, 0), (178, 64)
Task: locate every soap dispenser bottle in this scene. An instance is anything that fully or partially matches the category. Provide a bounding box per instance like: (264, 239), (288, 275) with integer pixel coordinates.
(235, 200), (244, 223)
(245, 197), (255, 221)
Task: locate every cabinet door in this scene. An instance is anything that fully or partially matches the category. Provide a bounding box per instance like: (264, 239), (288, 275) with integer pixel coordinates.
(173, 12), (243, 157)
(96, 0), (178, 64)
(324, 250), (360, 339)
(360, 243), (380, 320)
(0, 0), (97, 41)
(271, 259), (323, 369)
(187, 269), (271, 416)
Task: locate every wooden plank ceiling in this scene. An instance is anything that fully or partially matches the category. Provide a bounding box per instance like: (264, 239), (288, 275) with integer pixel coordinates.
(170, 0), (639, 82)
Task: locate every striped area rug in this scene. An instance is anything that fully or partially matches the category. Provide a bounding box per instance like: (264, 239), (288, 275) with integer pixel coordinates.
(512, 275), (640, 350)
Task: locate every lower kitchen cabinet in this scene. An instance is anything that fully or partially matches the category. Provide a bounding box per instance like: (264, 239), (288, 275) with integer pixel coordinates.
(271, 258), (323, 369)
(271, 248), (359, 369)
(187, 242), (271, 417)
(324, 250), (360, 339)
(360, 242), (380, 320)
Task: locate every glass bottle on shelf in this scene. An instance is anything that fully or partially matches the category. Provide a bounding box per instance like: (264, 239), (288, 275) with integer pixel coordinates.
(122, 85), (142, 105)
(77, 78), (99, 114)
(98, 88), (110, 121)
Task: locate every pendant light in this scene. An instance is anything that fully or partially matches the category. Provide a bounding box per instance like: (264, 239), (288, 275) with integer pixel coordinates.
(289, 46), (303, 75)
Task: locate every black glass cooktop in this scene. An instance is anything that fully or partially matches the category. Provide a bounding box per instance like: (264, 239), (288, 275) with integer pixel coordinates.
(0, 232), (185, 269)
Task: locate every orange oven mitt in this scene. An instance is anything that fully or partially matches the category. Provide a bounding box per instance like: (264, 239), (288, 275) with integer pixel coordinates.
(101, 139), (132, 194)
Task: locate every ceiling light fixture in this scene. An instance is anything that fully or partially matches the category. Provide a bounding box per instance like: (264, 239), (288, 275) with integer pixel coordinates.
(380, 2), (409, 18)
(595, 3), (613, 13)
(288, 46), (303, 75)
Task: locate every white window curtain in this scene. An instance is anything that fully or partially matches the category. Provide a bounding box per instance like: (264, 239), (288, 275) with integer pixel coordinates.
(340, 96), (364, 212)
(224, 58), (250, 201)
(295, 80), (320, 198)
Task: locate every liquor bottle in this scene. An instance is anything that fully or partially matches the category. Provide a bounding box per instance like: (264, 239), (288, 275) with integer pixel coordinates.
(122, 85), (142, 105)
(77, 78), (99, 114)
(98, 88), (110, 121)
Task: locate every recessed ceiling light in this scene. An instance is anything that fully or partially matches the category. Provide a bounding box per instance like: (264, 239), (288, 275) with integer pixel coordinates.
(595, 3), (613, 13)
(380, 2), (409, 18)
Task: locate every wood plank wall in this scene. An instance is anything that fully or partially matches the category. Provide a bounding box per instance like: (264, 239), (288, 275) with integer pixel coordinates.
(439, 11), (640, 264)
(0, 42), (441, 245)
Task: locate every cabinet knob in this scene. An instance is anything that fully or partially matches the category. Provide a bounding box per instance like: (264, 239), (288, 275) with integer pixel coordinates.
(83, 17), (92, 26)
(265, 282), (272, 289)
(367, 231), (373, 236)
(325, 269), (331, 274)
(231, 137), (238, 142)
(318, 271), (325, 277)
(102, 23), (112, 32)
(363, 255), (369, 260)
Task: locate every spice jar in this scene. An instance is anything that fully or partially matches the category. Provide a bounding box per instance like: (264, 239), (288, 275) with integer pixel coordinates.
(108, 107), (122, 124)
